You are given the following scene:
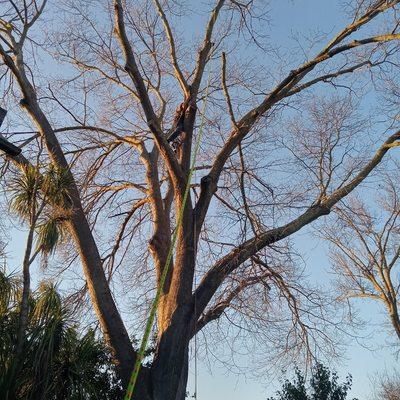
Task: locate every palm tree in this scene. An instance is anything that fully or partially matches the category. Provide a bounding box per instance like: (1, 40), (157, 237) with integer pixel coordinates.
(0, 270), (121, 399)
(0, 165), (120, 399)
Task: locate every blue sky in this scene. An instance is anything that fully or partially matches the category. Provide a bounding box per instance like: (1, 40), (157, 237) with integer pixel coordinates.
(3, 1), (399, 399)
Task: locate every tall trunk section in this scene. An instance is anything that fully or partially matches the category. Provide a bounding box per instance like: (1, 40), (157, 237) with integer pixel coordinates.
(151, 305), (192, 400)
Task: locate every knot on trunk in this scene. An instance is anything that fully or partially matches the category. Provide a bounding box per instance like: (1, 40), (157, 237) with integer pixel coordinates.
(149, 232), (169, 254)
(200, 175), (215, 192)
(149, 234), (160, 251)
(19, 98), (29, 107)
(312, 202), (331, 215)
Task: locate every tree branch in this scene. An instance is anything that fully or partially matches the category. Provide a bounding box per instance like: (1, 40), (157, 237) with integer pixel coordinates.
(191, 0), (226, 97)
(191, 274), (267, 336)
(114, 0), (184, 190)
(221, 51), (238, 129)
(193, 130), (400, 318)
(194, 7), (400, 236)
(152, 0), (189, 96)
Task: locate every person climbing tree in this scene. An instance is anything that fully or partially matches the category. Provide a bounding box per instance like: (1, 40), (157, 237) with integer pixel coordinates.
(166, 100), (189, 148)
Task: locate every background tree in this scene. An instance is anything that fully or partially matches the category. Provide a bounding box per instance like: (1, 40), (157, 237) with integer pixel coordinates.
(267, 363), (356, 400)
(0, 1), (400, 399)
(373, 370), (400, 400)
(323, 172), (400, 343)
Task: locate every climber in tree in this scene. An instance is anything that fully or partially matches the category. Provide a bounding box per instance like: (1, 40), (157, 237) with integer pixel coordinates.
(0, 106), (22, 156)
(167, 100), (189, 149)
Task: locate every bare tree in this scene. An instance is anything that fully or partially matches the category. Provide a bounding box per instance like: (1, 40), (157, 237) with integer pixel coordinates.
(0, 1), (400, 399)
(324, 172), (400, 343)
(372, 370), (400, 400)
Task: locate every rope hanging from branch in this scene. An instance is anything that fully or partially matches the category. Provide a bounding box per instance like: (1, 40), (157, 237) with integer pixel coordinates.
(124, 74), (211, 400)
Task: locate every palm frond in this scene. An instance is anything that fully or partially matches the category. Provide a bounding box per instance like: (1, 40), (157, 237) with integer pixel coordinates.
(36, 212), (71, 257)
(36, 218), (61, 255)
(9, 165), (42, 220)
(32, 283), (64, 324)
(42, 165), (73, 209)
(0, 270), (20, 315)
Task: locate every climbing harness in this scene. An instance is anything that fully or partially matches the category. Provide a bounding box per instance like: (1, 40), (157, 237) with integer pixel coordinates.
(124, 76), (211, 400)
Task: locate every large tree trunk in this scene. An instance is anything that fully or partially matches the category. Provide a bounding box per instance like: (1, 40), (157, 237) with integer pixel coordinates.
(151, 305), (192, 400)
(131, 368), (153, 400)
(388, 303), (400, 342)
(66, 207), (136, 385)
(31, 112), (136, 385)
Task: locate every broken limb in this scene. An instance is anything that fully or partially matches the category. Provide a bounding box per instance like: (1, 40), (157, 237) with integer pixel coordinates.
(0, 106), (21, 156)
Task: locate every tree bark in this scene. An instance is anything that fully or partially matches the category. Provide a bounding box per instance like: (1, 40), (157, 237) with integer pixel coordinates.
(15, 223), (34, 361)
(389, 311), (400, 342)
(151, 304), (192, 400)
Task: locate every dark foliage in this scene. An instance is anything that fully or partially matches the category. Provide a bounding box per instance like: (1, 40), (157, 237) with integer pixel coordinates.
(0, 271), (122, 400)
(268, 363), (357, 400)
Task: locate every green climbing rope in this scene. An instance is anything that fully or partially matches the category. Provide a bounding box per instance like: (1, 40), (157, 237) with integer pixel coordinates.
(124, 78), (211, 400)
